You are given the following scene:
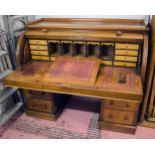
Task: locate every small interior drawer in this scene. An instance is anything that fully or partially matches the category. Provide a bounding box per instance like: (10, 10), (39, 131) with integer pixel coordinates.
(114, 61), (136, 67)
(114, 56), (138, 62)
(31, 50), (48, 56)
(115, 43), (139, 50)
(30, 45), (48, 50)
(102, 100), (139, 111)
(31, 55), (49, 61)
(27, 99), (54, 113)
(100, 60), (112, 65)
(101, 109), (136, 125)
(115, 50), (138, 56)
(29, 40), (47, 45)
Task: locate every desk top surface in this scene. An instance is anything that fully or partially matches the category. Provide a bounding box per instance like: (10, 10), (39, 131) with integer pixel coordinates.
(4, 58), (143, 101)
(27, 18), (148, 32)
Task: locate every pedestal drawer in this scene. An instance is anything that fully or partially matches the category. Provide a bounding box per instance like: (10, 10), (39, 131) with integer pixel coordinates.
(101, 109), (136, 125)
(27, 98), (54, 113)
(102, 100), (139, 111)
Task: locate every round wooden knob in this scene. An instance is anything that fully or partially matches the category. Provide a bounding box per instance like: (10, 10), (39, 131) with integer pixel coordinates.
(124, 116), (128, 121)
(110, 101), (113, 105)
(116, 31), (122, 36)
(42, 29), (48, 33)
(126, 103), (130, 108)
(108, 114), (113, 119)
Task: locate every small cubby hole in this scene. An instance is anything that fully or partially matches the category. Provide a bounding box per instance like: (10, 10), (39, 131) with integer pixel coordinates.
(49, 42), (60, 57)
(100, 44), (114, 60)
(87, 44), (100, 57)
(74, 43), (86, 56)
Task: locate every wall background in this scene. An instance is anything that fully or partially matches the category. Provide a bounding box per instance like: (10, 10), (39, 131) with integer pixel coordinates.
(35, 15), (147, 19)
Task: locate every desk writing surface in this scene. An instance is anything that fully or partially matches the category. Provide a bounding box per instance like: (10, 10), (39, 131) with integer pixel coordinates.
(43, 57), (100, 86)
(96, 67), (142, 94)
(4, 60), (143, 101)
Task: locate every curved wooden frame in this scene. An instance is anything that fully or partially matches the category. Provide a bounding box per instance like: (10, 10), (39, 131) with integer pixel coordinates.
(16, 32), (26, 68)
(140, 16), (155, 122)
(141, 34), (149, 84)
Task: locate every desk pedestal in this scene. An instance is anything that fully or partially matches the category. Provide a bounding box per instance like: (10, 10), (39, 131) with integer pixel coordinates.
(99, 99), (140, 134)
(24, 91), (70, 121)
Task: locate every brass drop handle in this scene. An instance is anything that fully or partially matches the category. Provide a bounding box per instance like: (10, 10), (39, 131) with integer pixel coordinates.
(42, 29), (48, 33)
(116, 31), (122, 36)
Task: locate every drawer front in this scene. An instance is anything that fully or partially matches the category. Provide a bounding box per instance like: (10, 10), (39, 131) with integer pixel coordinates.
(115, 43), (139, 50)
(101, 109), (136, 125)
(114, 61), (136, 67)
(100, 60), (112, 65)
(30, 45), (48, 50)
(31, 50), (48, 56)
(102, 100), (139, 111)
(29, 40), (47, 45)
(29, 91), (52, 101)
(115, 50), (138, 56)
(32, 55), (49, 61)
(115, 56), (138, 62)
(27, 99), (53, 113)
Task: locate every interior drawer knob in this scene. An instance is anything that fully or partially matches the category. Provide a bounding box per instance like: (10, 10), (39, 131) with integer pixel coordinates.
(116, 31), (122, 36)
(126, 104), (130, 108)
(110, 101), (113, 105)
(42, 29), (48, 33)
(108, 114), (113, 119)
(124, 116), (128, 121)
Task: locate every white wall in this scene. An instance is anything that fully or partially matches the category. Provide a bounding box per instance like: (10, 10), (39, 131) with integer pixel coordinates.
(35, 15), (147, 19)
